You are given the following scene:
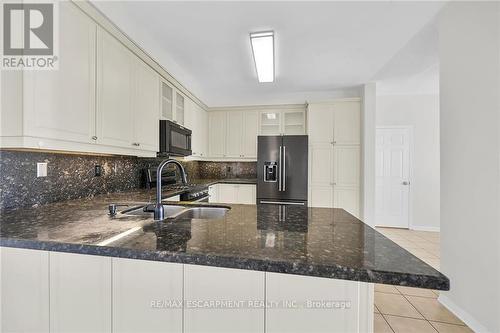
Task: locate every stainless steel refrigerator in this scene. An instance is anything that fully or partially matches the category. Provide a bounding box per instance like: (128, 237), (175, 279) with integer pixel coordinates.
(257, 135), (308, 205)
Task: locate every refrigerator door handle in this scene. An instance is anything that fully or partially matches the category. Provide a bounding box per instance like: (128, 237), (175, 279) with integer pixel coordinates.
(279, 146), (282, 191)
(283, 146), (286, 191)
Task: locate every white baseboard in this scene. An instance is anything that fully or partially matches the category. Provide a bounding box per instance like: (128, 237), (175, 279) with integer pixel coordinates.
(439, 294), (490, 332)
(409, 225), (440, 232)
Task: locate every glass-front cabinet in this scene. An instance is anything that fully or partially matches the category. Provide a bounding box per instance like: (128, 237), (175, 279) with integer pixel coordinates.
(259, 109), (306, 135)
(160, 80), (185, 126)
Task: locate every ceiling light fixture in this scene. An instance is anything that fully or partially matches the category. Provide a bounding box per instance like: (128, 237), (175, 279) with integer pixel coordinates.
(250, 31), (274, 83)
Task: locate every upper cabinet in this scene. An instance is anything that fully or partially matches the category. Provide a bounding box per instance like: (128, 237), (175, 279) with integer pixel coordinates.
(97, 27), (160, 152)
(184, 98), (208, 158)
(208, 110), (259, 159)
(22, 1), (96, 144)
(308, 101), (360, 145)
(160, 80), (186, 126)
(96, 27), (135, 149)
(259, 108), (306, 136)
(0, 2), (203, 157)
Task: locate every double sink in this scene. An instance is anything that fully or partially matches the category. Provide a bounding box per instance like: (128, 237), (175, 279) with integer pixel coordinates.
(116, 204), (229, 220)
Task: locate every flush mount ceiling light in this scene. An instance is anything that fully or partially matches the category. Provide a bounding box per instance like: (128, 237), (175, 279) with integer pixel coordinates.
(250, 31), (274, 83)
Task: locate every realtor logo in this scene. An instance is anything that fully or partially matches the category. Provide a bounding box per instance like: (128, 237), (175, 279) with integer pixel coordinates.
(2, 2), (58, 69)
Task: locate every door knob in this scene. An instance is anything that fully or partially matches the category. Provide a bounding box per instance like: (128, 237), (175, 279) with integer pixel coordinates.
(402, 181), (410, 185)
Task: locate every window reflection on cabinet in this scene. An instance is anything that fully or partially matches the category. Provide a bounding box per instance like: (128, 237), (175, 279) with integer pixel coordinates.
(161, 81), (173, 120)
(175, 93), (185, 125)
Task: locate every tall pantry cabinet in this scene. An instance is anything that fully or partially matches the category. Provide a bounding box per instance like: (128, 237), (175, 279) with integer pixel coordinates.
(307, 99), (361, 218)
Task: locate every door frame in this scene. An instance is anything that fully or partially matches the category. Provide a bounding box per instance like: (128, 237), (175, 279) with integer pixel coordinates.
(374, 126), (414, 229)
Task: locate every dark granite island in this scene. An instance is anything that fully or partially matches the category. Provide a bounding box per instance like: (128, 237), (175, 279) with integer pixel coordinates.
(0, 191), (449, 333)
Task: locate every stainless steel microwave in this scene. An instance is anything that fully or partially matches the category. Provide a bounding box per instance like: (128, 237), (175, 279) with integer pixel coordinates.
(159, 120), (192, 156)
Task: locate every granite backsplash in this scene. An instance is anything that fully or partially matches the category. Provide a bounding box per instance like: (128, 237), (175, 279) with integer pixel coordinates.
(0, 150), (256, 211)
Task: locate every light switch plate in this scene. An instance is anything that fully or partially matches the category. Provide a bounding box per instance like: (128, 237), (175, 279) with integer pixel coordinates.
(37, 162), (47, 177)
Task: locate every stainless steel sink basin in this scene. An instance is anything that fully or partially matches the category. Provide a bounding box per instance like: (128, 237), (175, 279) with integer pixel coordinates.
(117, 204), (229, 220)
(174, 207), (229, 220)
(120, 204), (185, 217)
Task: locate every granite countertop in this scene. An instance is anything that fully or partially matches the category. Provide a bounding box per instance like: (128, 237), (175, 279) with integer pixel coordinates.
(0, 182), (449, 290)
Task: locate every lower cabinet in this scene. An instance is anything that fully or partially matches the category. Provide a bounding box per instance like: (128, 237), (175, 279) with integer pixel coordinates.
(266, 272), (373, 333)
(0, 247), (50, 333)
(1, 247), (373, 333)
(113, 258), (183, 333)
(183, 264), (265, 333)
(50, 252), (112, 333)
(209, 184), (256, 204)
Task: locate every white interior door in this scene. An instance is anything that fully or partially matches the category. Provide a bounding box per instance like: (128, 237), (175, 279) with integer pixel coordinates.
(375, 128), (411, 228)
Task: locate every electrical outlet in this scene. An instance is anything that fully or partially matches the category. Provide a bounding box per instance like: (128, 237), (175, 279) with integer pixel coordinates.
(95, 165), (102, 177)
(37, 162), (47, 177)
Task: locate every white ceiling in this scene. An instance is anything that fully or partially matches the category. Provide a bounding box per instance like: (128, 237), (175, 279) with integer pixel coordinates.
(91, 1), (445, 107)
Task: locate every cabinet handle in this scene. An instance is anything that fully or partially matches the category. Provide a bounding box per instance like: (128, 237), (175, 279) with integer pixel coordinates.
(91, 136), (97, 140)
(132, 143), (140, 147)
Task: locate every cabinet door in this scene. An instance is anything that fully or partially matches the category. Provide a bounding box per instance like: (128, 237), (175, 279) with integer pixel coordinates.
(226, 111), (243, 157)
(133, 60), (159, 151)
(50, 252), (111, 333)
(307, 104), (334, 144)
(199, 107), (209, 157)
(334, 187), (360, 218)
(24, 2), (96, 143)
(283, 110), (305, 135)
(237, 184), (256, 204)
(242, 111), (259, 158)
(161, 81), (174, 120)
(333, 101), (360, 145)
(266, 272), (362, 333)
(217, 184), (238, 204)
(1, 247), (49, 333)
(184, 265), (265, 333)
(208, 184), (218, 203)
(310, 143), (333, 186)
(96, 28), (134, 148)
(309, 185), (334, 208)
(333, 146), (360, 187)
(259, 111), (281, 135)
(175, 92), (185, 125)
(113, 258), (183, 333)
(208, 111), (226, 157)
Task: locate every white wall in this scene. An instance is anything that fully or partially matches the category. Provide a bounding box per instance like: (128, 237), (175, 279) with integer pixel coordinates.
(376, 94), (440, 231)
(361, 83), (376, 226)
(439, 2), (500, 332)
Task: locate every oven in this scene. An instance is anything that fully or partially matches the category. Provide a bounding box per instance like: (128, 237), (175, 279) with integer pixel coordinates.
(159, 120), (192, 156)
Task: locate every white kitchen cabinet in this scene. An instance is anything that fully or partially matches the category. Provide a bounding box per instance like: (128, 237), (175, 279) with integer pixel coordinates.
(334, 187), (360, 218)
(307, 99), (361, 217)
(23, 1), (96, 144)
(208, 110), (259, 159)
(96, 27), (135, 149)
(112, 258), (183, 333)
(242, 111), (259, 158)
(333, 145), (360, 187)
(259, 108), (306, 136)
(175, 92), (185, 125)
(210, 184), (256, 204)
(226, 111), (244, 157)
(208, 184), (218, 203)
(266, 272), (373, 333)
(237, 184), (257, 204)
(184, 264), (265, 333)
(208, 111), (227, 157)
(133, 59), (160, 151)
(333, 101), (361, 145)
(160, 80), (174, 120)
(1, 247), (49, 333)
(50, 252), (112, 333)
(185, 98), (208, 158)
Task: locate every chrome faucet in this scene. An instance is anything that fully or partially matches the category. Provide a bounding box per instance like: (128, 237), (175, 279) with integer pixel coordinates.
(154, 158), (188, 221)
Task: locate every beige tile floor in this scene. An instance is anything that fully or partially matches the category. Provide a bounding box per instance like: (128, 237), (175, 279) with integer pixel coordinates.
(373, 227), (474, 333)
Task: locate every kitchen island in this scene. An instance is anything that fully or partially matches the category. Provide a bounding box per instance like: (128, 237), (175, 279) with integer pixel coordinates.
(0, 186), (449, 333)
